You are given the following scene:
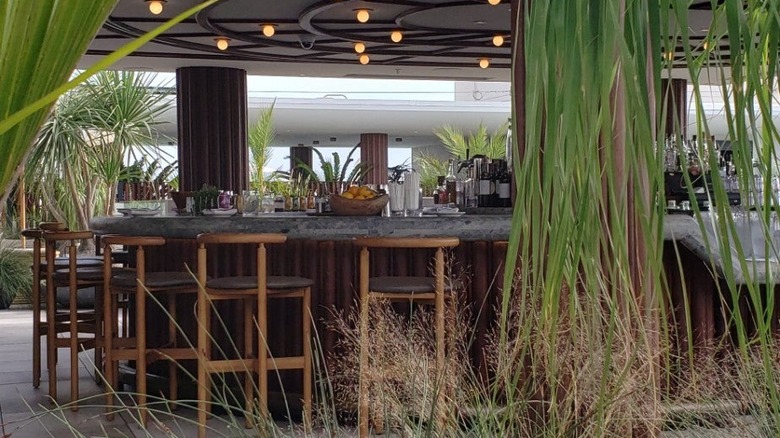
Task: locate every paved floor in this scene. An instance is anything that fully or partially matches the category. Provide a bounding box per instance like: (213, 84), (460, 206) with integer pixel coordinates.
(0, 309), (321, 438)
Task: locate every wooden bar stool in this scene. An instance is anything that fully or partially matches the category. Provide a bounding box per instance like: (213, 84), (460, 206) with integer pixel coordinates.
(42, 229), (108, 409)
(21, 222), (69, 389)
(353, 236), (460, 437)
(101, 235), (199, 425)
(196, 233), (312, 438)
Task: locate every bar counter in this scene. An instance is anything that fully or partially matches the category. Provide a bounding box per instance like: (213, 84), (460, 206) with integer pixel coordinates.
(90, 213), (779, 385)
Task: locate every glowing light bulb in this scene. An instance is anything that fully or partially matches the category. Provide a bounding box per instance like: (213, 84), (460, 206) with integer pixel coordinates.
(215, 37), (230, 51)
(488, 0), (501, 5)
(354, 42), (366, 53)
(391, 30), (403, 43)
(356, 9), (370, 23)
(147, 0), (164, 15)
(479, 58), (490, 69)
(262, 24), (275, 37)
(359, 54), (370, 65)
(492, 35), (504, 46)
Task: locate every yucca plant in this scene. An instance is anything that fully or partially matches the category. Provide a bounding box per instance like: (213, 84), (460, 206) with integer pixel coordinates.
(294, 144), (371, 195)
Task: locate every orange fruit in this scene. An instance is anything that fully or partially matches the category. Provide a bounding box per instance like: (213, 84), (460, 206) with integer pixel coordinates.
(354, 195), (366, 200)
(341, 192), (355, 199)
(348, 186), (360, 195)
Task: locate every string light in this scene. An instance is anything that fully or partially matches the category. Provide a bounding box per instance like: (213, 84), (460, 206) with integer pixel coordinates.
(479, 58), (490, 69)
(492, 35), (504, 46)
(261, 24), (275, 37)
(215, 37), (230, 51)
(356, 9), (370, 23)
(488, 0), (501, 5)
(391, 30), (403, 43)
(147, 0), (165, 15)
(354, 42), (366, 53)
(359, 54), (370, 65)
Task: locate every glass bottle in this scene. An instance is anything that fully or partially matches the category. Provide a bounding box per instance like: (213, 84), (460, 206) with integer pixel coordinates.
(498, 160), (511, 207)
(445, 159), (458, 205)
(434, 176), (447, 204)
(478, 159), (494, 208)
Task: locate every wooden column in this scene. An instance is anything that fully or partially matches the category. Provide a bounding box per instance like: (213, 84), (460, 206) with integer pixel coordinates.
(290, 146), (312, 179)
(661, 78), (688, 139)
(176, 67), (248, 192)
(359, 133), (388, 185)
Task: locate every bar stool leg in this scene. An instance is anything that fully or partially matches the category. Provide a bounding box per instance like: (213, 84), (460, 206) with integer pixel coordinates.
(46, 242), (58, 404)
(257, 243), (269, 420)
(135, 247), (148, 426)
(68, 244), (79, 411)
(434, 247), (446, 431)
(94, 284), (104, 385)
(197, 244), (209, 438)
(243, 298), (254, 429)
(358, 246), (370, 438)
(103, 247), (116, 421)
(32, 239), (42, 388)
(302, 286), (312, 428)
(167, 294), (179, 408)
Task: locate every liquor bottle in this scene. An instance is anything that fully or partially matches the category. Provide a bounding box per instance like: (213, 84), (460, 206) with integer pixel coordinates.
(498, 160), (511, 207)
(433, 176), (447, 204)
(445, 159), (458, 204)
(478, 159), (494, 208)
(464, 162), (477, 208)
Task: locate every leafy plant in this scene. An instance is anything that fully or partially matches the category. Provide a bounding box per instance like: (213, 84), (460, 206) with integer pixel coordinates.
(248, 101), (276, 193)
(415, 152), (449, 197)
(0, 241), (32, 309)
(294, 144), (371, 194)
(433, 122), (509, 160)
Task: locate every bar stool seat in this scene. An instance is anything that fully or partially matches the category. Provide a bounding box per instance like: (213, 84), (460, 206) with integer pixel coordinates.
(111, 271), (195, 289)
(53, 266), (132, 282)
(206, 275), (314, 290)
(42, 258), (103, 269)
(368, 276), (456, 294)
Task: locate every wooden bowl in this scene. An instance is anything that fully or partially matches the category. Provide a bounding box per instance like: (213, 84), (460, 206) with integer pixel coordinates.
(329, 193), (388, 216)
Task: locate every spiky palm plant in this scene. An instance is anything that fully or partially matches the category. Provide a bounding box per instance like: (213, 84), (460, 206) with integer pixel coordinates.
(433, 122), (509, 160)
(248, 102), (276, 194)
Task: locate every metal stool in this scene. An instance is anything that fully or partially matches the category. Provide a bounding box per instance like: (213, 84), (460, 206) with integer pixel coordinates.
(353, 236), (460, 437)
(196, 233), (312, 438)
(101, 235), (199, 425)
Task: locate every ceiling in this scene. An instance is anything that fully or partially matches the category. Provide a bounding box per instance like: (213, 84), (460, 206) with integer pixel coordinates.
(80, 0), (727, 82)
(82, 0), (518, 81)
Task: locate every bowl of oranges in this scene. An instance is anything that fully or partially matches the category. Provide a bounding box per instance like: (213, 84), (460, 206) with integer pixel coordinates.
(329, 185), (388, 216)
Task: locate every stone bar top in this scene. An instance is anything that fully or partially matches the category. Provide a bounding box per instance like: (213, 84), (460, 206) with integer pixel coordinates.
(91, 213), (512, 241)
(92, 212), (780, 284)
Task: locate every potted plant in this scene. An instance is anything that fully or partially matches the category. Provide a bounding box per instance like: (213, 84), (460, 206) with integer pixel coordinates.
(294, 144), (371, 196)
(0, 242), (32, 309)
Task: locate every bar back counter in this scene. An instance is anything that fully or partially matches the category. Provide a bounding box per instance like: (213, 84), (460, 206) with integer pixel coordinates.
(92, 213), (777, 394)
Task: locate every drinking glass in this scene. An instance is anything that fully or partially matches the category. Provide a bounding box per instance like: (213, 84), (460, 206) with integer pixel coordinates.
(261, 195), (275, 213)
(388, 182), (405, 216)
(242, 190), (259, 215)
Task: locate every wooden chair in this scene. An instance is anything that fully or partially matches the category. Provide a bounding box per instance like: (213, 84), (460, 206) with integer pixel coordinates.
(42, 229), (108, 409)
(101, 235), (199, 425)
(196, 233), (312, 438)
(353, 236), (460, 437)
(21, 222), (68, 389)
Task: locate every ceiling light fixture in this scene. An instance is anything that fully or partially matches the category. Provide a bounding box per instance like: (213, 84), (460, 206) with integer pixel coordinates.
(391, 30), (403, 43)
(146, 0), (165, 15)
(261, 24), (276, 37)
(479, 58), (490, 69)
(215, 37), (230, 51)
(359, 54), (370, 65)
(354, 42), (366, 53)
(355, 9), (371, 23)
(492, 35), (504, 46)
(488, 0), (501, 5)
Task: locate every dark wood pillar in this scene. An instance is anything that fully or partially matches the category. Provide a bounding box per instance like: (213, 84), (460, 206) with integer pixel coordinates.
(661, 78), (688, 139)
(176, 67), (248, 192)
(359, 133), (388, 185)
(290, 146), (312, 178)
